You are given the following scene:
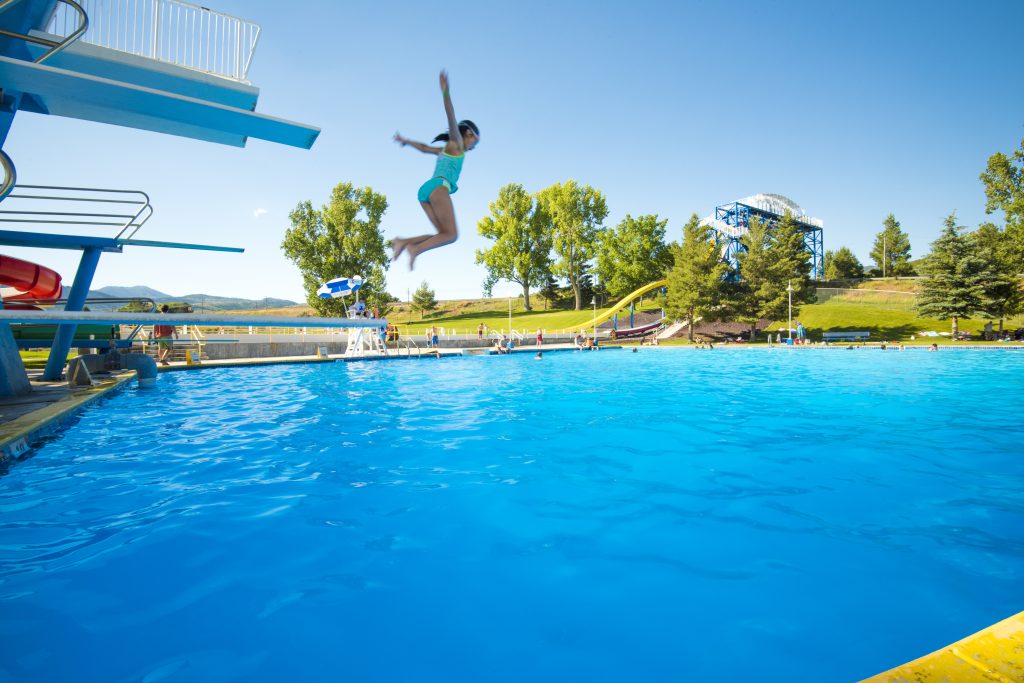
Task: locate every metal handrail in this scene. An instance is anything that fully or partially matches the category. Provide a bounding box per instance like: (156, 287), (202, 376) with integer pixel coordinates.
(0, 185), (153, 239)
(0, 0), (88, 63)
(402, 337), (419, 357)
(187, 324), (205, 358)
(47, 0), (260, 82)
(0, 149), (15, 203)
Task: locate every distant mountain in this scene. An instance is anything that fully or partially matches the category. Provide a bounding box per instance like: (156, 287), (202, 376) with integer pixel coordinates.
(63, 285), (299, 311)
(92, 285), (171, 300)
(176, 293), (299, 311)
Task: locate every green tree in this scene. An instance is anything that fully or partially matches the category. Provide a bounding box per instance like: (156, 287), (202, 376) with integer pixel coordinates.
(980, 137), (1024, 272)
(823, 246), (864, 280)
(118, 299), (152, 312)
(730, 219), (781, 340)
(595, 214), (672, 300)
(535, 180), (609, 310)
(475, 183), (553, 311)
(412, 281), (437, 318)
(773, 213), (815, 303)
(973, 222), (1023, 335)
(538, 274), (571, 310)
(666, 214), (727, 342)
(917, 212), (995, 339)
(281, 182), (391, 317)
(731, 216), (814, 340)
(870, 214), (914, 277)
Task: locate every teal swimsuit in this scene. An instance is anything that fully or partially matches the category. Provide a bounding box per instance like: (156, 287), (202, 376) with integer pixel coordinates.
(418, 150), (464, 203)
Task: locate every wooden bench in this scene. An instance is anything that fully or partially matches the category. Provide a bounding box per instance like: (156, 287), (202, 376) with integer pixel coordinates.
(822, 330), (870, 342)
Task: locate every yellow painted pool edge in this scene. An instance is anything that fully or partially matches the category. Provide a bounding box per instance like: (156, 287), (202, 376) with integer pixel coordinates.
(0, 372), (137, 462)
(860, 610), (1024, 682)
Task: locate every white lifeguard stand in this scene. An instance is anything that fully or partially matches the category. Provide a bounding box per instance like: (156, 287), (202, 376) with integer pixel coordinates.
(343, 308), (387, 358)
(341, 291), (386, 358)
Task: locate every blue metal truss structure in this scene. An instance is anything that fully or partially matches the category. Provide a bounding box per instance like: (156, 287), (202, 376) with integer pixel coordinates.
(709, 199), (824, 281)
(0, 0), (321, 396)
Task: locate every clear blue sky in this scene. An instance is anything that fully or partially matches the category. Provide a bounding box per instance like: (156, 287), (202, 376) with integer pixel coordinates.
(7, 0), (1023, 302)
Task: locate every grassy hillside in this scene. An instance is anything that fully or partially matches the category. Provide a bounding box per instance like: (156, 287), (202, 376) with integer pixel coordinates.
(230, 279), (1024, 342)
(769, 280), (1024, 341)
(233, 298), (660, 335)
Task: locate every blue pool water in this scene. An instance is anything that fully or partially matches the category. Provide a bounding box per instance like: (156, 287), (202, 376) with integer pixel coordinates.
(2, 348), (1023, 682)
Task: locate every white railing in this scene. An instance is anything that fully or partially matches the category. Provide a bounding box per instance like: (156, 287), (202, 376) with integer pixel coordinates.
(47, 0), (261, 82)
(815, 287), (916, 305)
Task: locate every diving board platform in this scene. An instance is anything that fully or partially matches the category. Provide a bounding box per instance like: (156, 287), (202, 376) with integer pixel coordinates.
(0, 54), (319, 148)
(0, 230), (244, 253)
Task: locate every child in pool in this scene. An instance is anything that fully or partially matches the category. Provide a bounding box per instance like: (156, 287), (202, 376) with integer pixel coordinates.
(392, 70), (480, 270)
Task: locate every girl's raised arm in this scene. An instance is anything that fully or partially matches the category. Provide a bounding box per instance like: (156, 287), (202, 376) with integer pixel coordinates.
(394, 132), (441, 155)
(439, 70), (462, 151)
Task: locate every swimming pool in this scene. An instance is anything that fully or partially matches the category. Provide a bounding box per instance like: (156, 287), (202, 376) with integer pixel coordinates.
(2, 348), (1023, 681)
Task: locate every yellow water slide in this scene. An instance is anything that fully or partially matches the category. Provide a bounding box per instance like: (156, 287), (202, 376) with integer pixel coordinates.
(570, 279), (668, 331)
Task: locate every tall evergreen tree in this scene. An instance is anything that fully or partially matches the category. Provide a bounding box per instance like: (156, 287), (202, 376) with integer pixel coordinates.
(731, 216), (814, 339)
(917, 213), (995, 338)
(666, 215), (727, 341)
(772, 214), (815, 302)
(282, 183), (391, 317)
(412, 281), (437, 318)
(730, 219), (776, 340)
(535, 180), (609, 310)
(475, 184), (553, 311)
(973, 223), (1023, 335)
(595, 214), (672, 300)
(823, 246), (864, 280)
(870, 214), (914, 277)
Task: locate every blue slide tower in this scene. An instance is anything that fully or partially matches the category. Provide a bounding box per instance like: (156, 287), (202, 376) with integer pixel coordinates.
(700, 193), (824, 280)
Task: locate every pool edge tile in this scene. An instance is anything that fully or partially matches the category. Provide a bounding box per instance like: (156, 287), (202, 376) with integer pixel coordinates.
(0, 372), (137, 463)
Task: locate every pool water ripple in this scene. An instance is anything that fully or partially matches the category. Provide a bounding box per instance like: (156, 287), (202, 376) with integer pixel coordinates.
(1, 349), (1023, 681)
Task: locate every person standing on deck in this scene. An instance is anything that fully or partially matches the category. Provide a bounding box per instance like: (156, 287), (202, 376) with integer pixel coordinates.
(153, 304), (177, 366)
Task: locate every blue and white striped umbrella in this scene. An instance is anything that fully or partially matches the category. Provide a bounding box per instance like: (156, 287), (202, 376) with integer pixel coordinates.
(317, 275), (364, 299)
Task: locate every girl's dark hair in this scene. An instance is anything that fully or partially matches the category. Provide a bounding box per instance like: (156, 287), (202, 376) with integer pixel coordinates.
(433, 120), (480, 143)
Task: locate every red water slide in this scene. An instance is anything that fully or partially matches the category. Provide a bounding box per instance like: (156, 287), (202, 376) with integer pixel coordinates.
(0, 254), (63, 305)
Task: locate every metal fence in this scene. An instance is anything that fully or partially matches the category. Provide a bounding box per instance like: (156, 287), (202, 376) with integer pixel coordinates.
(47, 0), (260, 82)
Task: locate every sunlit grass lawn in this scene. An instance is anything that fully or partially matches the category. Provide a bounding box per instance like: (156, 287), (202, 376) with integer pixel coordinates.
(767, 296), (1024, 343)
(250, 298), (665, 336)
(235, 282), (1024, 344)
(387, 304), (662, 336)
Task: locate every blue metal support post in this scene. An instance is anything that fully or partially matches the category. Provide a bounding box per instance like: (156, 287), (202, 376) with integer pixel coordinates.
(42, 246), (101, 380)
(0, 298), (32, 396)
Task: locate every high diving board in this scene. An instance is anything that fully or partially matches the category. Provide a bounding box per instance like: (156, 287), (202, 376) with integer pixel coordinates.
(23, 30), (259, 111)
(0, 54), (319, 148)
(0, 311), (387, 328)
(0, 229), (244, 253)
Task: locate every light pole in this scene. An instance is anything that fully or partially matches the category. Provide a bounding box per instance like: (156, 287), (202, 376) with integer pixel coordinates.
(786, 280), (794, 341)
(882, 234), (887, 278)
(592, 296), (597, 344)
(508, 296), (513, 336)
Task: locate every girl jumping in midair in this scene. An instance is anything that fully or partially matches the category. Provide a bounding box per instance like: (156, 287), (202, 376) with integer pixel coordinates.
(392, 70), (480, 269)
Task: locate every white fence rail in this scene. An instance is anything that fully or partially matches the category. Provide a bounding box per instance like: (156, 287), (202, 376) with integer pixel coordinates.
(47, 0), (260, 82)
(815, 287), (916, 305)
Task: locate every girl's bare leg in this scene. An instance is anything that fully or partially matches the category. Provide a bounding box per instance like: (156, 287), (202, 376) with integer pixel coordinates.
(406, 188), (457, 269)
(392, 202), (442, 261)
